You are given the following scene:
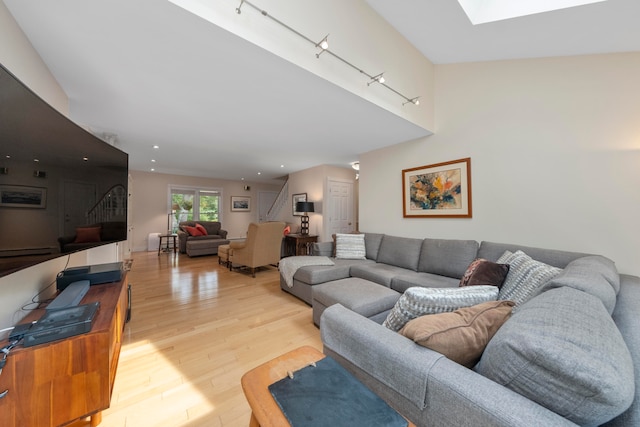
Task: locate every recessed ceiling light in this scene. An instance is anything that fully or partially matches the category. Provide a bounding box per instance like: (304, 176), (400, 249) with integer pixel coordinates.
(5, 155), (10, 159)
(257, 172), (261, 175)
(280, 165), (285, 168)
(151, 159), (156, 163)
(150, 168), (155, 172)
(33, 158), (39, 162)
(152, 145), (159, 149)
(83, 157), (89, 161)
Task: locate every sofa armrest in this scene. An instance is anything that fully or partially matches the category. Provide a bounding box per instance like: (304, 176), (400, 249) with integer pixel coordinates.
(320, 304), (575, 427)
(313, 241), (334, 256)
(177, 230), (188, 253)
(219, 229), (228, 239)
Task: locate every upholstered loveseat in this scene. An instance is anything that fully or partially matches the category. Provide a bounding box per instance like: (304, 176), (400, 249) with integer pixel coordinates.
(177, 221), (228, 256)
(279, 233), (640, 426)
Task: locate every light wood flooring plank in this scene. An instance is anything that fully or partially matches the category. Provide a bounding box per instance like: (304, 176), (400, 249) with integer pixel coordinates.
(68, 251), (321, 427)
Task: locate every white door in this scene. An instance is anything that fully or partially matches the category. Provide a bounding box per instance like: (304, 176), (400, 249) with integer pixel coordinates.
(258, 191), (278, 222)
(62, 181), (97, 235)
(325, 178), (354, 241)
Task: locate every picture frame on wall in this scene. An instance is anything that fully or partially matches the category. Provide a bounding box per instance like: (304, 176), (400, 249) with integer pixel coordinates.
(231, 196), (251, 212)
(292, 193), (307, 216)
(0, 185), (47, 208)
(402, 157), (472, 218)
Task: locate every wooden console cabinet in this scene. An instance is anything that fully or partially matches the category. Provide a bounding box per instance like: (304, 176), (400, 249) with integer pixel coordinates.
(0, 273), (130, 426)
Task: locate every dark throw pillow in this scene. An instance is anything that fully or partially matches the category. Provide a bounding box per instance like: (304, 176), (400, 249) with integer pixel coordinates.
(459, 258), (510, 289)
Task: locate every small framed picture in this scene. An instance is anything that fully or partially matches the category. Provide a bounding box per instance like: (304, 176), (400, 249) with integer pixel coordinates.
(0, 185), (47, 208)
(292, 193), (307, 216)
(231, 196), (251, 212)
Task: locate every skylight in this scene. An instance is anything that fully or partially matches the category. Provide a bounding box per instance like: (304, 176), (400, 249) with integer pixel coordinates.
(457, 0), (607, 25)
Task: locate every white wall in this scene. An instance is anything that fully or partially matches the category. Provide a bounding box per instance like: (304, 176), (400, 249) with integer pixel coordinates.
(129, 170), (281, 250)
(280, 165), (357, 241)
(360, 53), (640, 276)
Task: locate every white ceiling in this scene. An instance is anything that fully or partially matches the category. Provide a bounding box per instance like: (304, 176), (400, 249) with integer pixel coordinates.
(366, 0), (640, 64)
(5, 0), (640, 183)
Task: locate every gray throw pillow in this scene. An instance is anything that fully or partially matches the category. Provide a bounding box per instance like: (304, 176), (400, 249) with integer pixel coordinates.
(335, 233), (366, 260)
(476, 287), (634, 426)
(497, 250), (561, 307)
(383, 285), (499, 332)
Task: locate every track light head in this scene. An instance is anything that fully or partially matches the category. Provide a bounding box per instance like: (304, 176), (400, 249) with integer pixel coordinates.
(315, 34), (329, 58)
(403, 96), (421, 106)
(367, 73), (385, 86)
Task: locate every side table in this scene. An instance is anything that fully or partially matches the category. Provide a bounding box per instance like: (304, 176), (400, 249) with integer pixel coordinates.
(158, 233), (177, 255)
(284, 234), (318, 256)
(240, 346), (415, 427)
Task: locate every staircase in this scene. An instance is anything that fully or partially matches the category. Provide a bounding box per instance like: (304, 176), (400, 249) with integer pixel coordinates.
(266, 179), (288, 221)
(87, 184), (127, 224)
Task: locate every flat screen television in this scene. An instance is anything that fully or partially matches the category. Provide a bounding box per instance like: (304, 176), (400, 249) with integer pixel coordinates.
(0, 63), (128, 278)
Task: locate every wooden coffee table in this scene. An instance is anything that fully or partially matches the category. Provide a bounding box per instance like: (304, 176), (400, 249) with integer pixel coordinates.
(240, 346), (416, 427)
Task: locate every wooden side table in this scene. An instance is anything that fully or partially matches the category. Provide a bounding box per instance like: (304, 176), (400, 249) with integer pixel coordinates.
(284, 234), (318, 256)
(240, 346), (416, 427)
(158, 233), (177, 255)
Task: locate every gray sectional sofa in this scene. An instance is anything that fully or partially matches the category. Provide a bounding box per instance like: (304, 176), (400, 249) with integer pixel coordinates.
(278, 233), (640, 427)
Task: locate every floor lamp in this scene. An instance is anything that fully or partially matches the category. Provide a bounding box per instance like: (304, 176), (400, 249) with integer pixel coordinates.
(296, 201), (315, 235)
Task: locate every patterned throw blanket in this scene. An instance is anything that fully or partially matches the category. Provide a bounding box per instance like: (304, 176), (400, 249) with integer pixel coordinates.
(279, 256), (335, 288)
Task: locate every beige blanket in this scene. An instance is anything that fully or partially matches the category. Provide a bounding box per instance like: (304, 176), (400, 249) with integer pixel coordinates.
(279, 256), (335, 288)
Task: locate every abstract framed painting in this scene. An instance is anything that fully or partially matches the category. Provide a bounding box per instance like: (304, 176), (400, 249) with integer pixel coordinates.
(402, 158), (472, 218)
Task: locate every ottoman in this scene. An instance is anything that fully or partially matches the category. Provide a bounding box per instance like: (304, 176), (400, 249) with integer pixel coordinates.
(186, 239), (230, 257)
(312, 278), (401, 326)
(218, 244), (230, 267)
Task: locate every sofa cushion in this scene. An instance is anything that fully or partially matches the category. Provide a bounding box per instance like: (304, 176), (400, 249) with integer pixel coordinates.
(363, 233), (385, 260)
(478, 241), (590, 269)
(476, 287), (634, 426)
(400, 300), (514, 368)
(294, 258), (373, 285)
(74, 226), (101, 243)
(350, 263), (414, 288)
(383, 285), (499, 332)
(539, 255), (620, 314)
(335, 233), (366, 260)
(391, 272), (459, 293)
(418, 238), (479, 278)
(376, 235), (423, 271)
(200, 221), (221, 235)
(497, 250), (561, 307)
(459, 258), (510, 289)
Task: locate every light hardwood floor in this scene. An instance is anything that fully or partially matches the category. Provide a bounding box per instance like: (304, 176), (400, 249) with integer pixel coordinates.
(70, 251), (321, 427)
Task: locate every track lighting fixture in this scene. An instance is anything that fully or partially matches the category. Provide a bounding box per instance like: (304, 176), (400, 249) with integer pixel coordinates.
(403, 97), (420, 106)
(367, 73), (385, 86)
(235, 0), (420, 106)
(236, 0), (244, 14)
(315, 34), (329, 58)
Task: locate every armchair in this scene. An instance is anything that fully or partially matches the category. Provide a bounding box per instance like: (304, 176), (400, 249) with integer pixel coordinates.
(229, 222), (286, 277)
